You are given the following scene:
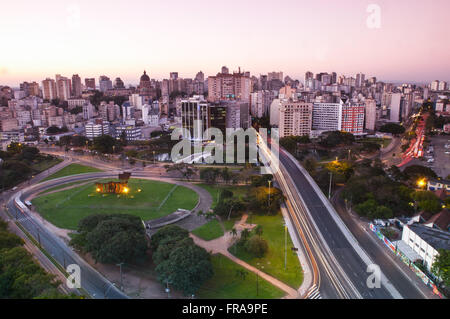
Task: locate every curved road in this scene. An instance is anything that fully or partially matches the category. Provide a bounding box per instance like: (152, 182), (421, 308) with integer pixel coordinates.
(7, 170), (211, 299)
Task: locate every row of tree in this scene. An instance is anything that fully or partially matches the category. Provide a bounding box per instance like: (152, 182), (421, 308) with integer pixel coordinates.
(0, 218), (73, 298)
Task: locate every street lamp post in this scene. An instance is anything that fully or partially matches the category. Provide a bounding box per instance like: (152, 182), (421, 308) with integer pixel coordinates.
(283, 223), (287, 271)
(328, 172), (333, 199)
(117, 262), (124, 291)
(268, 180), (272, 208)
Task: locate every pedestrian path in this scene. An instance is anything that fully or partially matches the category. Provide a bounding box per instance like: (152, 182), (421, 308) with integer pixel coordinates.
(190, 214), (299, 299)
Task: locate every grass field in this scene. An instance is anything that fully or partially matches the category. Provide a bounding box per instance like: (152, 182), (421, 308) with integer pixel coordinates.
(32, 178), (199, 230)
(197, 254), (285, 299)
(41, 163), (103, 182)
(37, 180), (92, 196)
(31, 157), (63, 172)
(197, 183), (250, 209)
(191, 219), (224, 241)
(229, 214), (303, 289)
(360, 137), (392, 148)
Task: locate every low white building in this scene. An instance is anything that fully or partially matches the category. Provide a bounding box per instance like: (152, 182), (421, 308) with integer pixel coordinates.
(401, 224), (450, 272)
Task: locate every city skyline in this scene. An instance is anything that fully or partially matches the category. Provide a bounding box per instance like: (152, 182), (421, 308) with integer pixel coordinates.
(1, 0), (450, 86)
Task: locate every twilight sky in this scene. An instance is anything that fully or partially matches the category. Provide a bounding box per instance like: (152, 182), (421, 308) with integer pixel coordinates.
(0, 0), (449, 86)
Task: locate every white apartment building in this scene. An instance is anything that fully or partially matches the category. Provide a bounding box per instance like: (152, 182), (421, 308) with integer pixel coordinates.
(85, 120), (110, 139)
(402, 224), (450, 272)
(312, 102), (343, 132)
(278, 101), (313, 138)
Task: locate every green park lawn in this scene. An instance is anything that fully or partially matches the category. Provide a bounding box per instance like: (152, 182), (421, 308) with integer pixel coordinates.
(41, 163), (103, 182)
(191, 219), (224, 241)
(229, 214), (303, 289)
(36, 180), (92, 196)
(32, 178), (199, 230)
(197, 183), (250, 209)
(197, 254), (285, 299)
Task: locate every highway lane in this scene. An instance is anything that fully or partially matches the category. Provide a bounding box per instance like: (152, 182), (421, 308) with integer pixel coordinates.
(277, 149), (396, 299)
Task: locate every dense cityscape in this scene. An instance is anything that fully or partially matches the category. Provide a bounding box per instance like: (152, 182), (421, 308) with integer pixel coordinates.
(0, 0), (449, 313)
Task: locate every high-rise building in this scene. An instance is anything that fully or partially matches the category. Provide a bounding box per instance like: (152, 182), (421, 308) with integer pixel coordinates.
(195, 71), (204, 82)
(312, 102), (343, 132)
(82, 102), (94, 120)
(268, 72), (283, 82)
(85, 78), (96, 90)
(356, 73), (365, 87)
(42, 78), (57, 101)
(364, 98), (377, 131)
(279, 100), (313, 138)
(99, 75), (113, 93)
(71, 74), (82, 97)
(85, 119), (110, 139)
(181, 96), (210, 141)
(207, 68), (251, 102)
(170, 72), (179, 80)
(114, 77), (125, 89)
(223, 101), (251, 130)
(56, 76), (71, 101)
(341, 102), (365, 135)
(250, 90), (275, 118)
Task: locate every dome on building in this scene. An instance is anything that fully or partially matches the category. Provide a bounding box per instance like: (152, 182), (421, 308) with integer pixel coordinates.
(140, 70), (150, 82)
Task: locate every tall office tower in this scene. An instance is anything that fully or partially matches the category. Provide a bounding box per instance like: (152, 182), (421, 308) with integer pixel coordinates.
(341, 102), (365, 135)
(278, 100), (313, 138)
(312, 102), (343, 132)
(430, 80), (439, 91)
(181, 96), (210, 141)
(321, 74), (332, 85)
(99, 75), (113, 93)
(356, 73), (365, 87)
(114, 77), (125, 89)
(364, 98), (377, 131)
(195, 71), (205, 82)
(56, 76), (71, 101)
(207, 68), (251, 102)
(170, 72), (179, 80)
(368, 77), (377, 85)
(268, 72), (283, 82)
(221, 66), (229, 74)
(71, 74), (82, 97)
(305, 71), (314, 82)
(85, 78), (96, 90)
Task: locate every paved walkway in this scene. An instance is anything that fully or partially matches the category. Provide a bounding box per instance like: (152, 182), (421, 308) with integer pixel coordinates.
(190, 214), (299, 299)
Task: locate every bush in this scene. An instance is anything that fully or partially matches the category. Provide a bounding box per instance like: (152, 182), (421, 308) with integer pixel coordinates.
(245, 236), (268, 258)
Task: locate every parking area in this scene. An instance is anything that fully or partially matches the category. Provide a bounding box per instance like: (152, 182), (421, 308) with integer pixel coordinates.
(426, 135), (450, 178)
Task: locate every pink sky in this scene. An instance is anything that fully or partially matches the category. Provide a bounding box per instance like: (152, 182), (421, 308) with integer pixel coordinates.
(0, 0), (449, 86)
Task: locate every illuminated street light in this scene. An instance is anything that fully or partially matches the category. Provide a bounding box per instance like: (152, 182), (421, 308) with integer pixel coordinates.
(417, 178), (426, 188)
(123, 187), (129, 194)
